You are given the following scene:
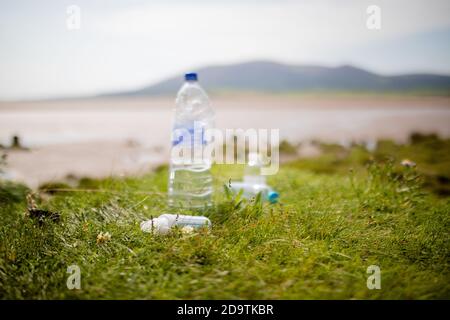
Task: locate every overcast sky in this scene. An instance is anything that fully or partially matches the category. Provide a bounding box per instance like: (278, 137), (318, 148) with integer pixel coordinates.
(0, 0), (449, 99)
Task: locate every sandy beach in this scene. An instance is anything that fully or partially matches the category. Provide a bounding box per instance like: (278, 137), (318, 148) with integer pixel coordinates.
(1, 94), (449, 187)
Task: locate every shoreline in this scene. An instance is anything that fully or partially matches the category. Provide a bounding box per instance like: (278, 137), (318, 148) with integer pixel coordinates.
(0, 94), (449, 111)
(1, 95), (449, 187)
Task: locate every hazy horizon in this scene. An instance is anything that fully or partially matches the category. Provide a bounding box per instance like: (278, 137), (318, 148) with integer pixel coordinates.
(1, 0), (450, 100)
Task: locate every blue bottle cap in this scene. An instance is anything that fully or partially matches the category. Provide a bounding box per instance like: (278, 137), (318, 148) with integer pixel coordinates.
(185, 73), (198, 81)
(267, 190), (279, 204)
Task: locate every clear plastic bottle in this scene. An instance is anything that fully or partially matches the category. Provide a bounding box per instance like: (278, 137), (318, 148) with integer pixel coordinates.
(168, 73), (214, 209)
(230, 152), (279, 203)
(244, 152), (266, 185)
(140, 214), (212, 235)
(229, 181), (279, 204)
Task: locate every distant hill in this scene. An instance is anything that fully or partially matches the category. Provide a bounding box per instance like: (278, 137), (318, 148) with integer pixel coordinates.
(101, 61), (450, 96)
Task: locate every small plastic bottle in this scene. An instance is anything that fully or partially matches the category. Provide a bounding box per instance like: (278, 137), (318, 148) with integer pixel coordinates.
(140, 214), (211, 234)
(229, 181), (279, 203)
(229, 152), (279, 203)
(243, 152), (266, 185)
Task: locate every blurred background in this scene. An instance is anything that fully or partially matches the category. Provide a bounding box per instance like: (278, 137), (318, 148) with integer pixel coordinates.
(0, 0), (449, 188)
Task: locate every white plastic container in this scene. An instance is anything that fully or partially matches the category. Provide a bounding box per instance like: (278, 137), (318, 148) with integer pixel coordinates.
(229, 152), (279, 203)
(140, 214), (212, 235)
(229, 181), (279, 203)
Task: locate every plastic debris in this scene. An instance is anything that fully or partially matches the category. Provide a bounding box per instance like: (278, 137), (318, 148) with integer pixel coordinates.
(141, 214), (211, 235)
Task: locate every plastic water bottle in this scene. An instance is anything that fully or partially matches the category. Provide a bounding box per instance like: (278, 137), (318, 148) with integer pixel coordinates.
(141, 214), (211, 235)
(244, 152), (266, 185)
(229, 181), (279, 203)
(168, 73), (214, 209)
(230, 152), (279, 203)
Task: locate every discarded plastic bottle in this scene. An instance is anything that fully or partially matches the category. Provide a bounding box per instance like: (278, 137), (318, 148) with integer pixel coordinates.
(168, 73), (215, 209)
(229, 181), (279, 204)
(244, 152), (266, 185)
(140, 214), (212, 235)
(229, 152), (279, 203)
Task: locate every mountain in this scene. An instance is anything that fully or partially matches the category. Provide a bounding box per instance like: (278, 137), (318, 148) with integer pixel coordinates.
(102, 61), (450, 96)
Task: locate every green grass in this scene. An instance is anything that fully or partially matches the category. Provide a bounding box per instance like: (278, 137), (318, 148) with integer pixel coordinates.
(0, 135), (449, 299)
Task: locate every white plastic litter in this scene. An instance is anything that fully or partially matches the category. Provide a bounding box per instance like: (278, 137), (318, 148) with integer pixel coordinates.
(229, 152), (279, 203)
(229, 181), (279, 204)
(140, 214), (211, 235)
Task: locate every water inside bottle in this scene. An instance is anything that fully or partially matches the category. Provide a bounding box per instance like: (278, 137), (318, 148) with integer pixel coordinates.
(168, 73), (214, 209)
(168, 163), (213, 208)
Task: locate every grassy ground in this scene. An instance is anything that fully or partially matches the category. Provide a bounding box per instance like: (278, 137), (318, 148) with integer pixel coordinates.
(0, 134), (449, 299)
